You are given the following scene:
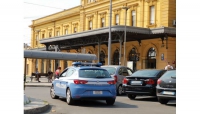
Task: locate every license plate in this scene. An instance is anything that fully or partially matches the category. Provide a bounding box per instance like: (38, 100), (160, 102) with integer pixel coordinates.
(162, 91), (175, 95)
(93, 91), (102, 94)
(131, 81), (142, 85)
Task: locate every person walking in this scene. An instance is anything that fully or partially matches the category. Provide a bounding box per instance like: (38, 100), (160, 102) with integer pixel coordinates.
(164, 62), (173, 70)
(54, 67), (61, 79)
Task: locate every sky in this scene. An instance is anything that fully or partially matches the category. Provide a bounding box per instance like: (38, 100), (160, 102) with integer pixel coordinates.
(23, 0), (80, 45)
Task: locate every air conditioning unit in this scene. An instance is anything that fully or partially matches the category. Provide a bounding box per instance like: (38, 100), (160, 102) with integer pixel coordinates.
(173, 20), (176, 26)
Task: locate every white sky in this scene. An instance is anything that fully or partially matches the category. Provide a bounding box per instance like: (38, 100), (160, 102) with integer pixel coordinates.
(23, 0), (80, 45)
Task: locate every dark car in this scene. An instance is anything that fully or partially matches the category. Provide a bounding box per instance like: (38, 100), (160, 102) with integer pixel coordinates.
(122, 69), (166, 100)
(156, 70), (176, 104)
(101, 65), (134, 96)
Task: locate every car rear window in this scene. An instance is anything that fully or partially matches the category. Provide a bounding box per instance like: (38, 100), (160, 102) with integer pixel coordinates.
(131, 70), (160, 77)
(101, 67), (116, 75)
(160, 70), (176, 79)
(79, 69), (111, 78)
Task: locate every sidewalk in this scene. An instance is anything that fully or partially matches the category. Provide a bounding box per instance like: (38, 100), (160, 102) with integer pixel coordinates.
(25, 76), (51, 87)
(24, 97), (49, 114)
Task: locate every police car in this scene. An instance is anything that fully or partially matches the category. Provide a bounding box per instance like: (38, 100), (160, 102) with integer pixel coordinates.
(50, 62), (116, 105)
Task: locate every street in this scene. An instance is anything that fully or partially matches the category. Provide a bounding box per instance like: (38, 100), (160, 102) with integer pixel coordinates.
(25, 87), (176, 114)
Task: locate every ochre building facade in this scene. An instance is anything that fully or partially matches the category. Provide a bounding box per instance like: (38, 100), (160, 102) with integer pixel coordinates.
(26, 0), (176, 76)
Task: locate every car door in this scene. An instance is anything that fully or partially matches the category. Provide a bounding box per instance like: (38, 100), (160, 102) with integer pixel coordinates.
(55, 69), (68, 96)
(53, 76), (61, 96)
(118, 67), (129, 84)
(60, 68), (76, 97)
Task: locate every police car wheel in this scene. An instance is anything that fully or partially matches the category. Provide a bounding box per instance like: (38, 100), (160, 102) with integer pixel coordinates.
(50, 85), (59, 99)
(66, 88), (74, 105)
(106, 99), (115, 105)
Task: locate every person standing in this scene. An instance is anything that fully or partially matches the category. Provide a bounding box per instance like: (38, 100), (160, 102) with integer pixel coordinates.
(54, 67), (61, 79)
(164, 62), (173, 70)
(35, 68), (40, 82)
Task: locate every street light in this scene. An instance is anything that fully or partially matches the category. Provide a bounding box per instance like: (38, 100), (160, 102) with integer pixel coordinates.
(108, 0), (112, 65)
(122, 6), (129, 66)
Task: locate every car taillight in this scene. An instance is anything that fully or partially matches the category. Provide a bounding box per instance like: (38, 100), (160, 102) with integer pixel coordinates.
(114, 75), (117, 83)
(107, 80), (116, 84)
(74, 80), (88, 84)
(145, 79), (155, 85)
(123, 78), (128, 84)
(157, 79), (161, 85)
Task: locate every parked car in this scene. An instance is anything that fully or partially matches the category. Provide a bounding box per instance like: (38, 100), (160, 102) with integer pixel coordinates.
(156, 70), (176, 104)
(50, 62), (116, 105)
(122, 69), (166, 100)
(101, 65), (134, 95)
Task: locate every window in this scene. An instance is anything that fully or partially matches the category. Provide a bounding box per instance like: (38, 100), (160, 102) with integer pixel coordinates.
(89, 21), (92, 30)
(132, 11), (136, 26)
(65, 29), (68, 35)
(115, 14), (119, 25)
(101, 18), (105, 27)
(113, 49), (119, 65)
(88, 0), (95, 3)
(127, 68), (133, 75)
(35, 59), (38, 68)
(79, 69), (111, 78)
(66, 68), (75, 77)
(49, 32), (52, 37)
(102, 67), (116, 75)
(74, 27), (77, 33)
(148, 47), (156, 59)
(35, 35), (38, 45)
(42, 34), (44, 39)
(57, 31), (60, 36)
(150, 5), (155, 25)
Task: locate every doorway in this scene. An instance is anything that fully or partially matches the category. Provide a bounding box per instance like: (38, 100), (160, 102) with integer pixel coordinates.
(99, 50), (105, 65)
(146, 47), (156, 69)
(113, 49), (119, 65)
(128, 48), (137, 71)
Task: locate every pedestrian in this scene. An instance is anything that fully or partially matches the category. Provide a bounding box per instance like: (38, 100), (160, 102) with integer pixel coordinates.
(48, 69), (53, 83)
(35, 68), (40, 82)
(54, 67), (61, 79)
(164, 62), (173, 70)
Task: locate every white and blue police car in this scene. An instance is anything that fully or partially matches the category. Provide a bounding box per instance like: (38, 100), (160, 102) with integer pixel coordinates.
(50, 62), (116, 105)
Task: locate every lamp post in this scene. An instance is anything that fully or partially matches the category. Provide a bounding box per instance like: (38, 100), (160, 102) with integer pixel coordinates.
(108, 0), (112, 65)
(122, 6), (129, 66)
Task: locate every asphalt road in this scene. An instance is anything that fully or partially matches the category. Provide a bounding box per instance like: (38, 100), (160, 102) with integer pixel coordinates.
(25, 87), (176, 114)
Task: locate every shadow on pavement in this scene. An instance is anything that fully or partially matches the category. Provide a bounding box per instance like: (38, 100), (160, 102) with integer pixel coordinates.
(130, 96), (158, 102)
(68, 100), (138, 108)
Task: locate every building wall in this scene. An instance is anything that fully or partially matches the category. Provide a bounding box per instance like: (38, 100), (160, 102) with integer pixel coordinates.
(27, 0), (176, 75)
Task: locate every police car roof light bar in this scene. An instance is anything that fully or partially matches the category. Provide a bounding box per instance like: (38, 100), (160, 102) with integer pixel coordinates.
(72, 62), (102, 67)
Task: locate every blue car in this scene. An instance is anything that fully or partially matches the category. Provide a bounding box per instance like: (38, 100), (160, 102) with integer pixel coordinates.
(50, 62), (116, 105)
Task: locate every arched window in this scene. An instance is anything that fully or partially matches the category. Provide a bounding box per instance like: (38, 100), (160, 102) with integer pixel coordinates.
(128, 48), (137, 71)
(113, 49), (119, 65)
(148, 47), (156, 59)
(100, 51), (105, 65)
(129, 48), (137, 61)
(146, 47), (156, 69)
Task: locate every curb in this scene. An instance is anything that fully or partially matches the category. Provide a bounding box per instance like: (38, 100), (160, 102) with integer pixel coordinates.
(24, 100), (50, 114)
(25, 85), (51, 87)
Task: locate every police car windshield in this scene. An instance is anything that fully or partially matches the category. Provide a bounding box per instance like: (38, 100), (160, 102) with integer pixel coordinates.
(79, 69), (111, 78)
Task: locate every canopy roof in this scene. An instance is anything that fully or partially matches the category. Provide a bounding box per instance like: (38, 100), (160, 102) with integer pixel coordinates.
(24, 50), (97, 61)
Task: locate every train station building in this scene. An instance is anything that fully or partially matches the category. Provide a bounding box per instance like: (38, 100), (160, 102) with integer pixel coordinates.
(25, 0), (176, 76)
